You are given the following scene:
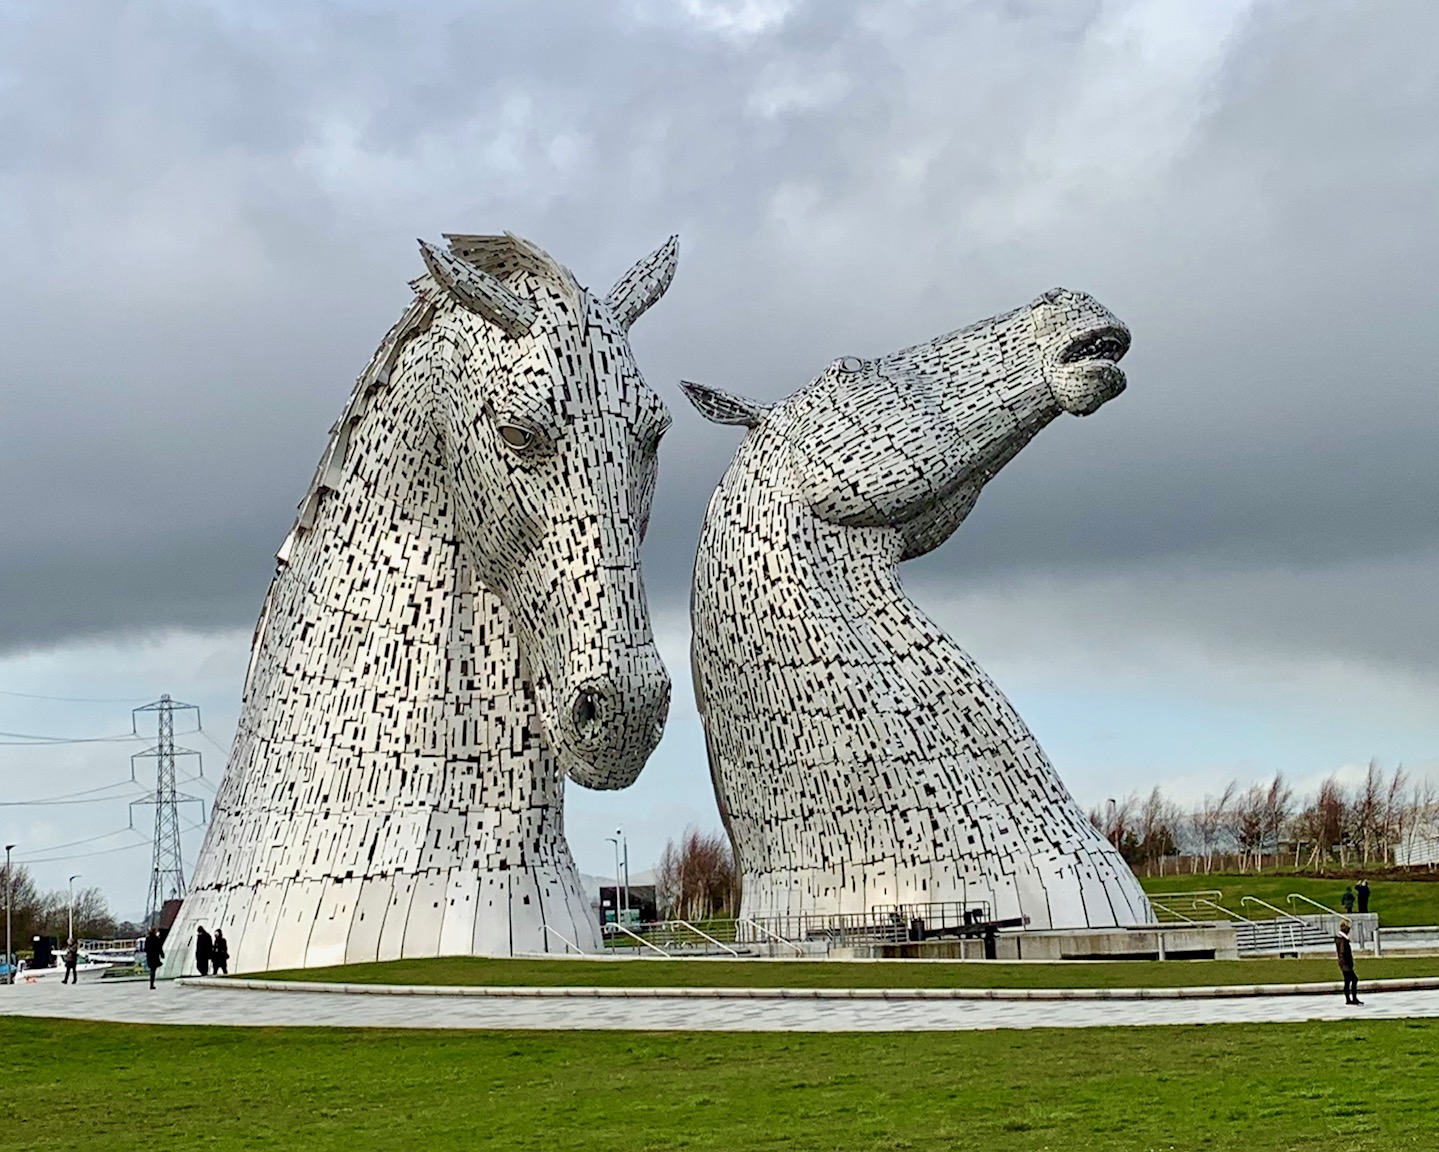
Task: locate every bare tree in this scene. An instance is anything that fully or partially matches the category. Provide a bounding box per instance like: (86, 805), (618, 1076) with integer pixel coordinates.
(1379, 764), (1410, 866)
(1260, 773), (1293, 872)
(1234, 783), (1268, 871)
(1188, 781), (1237, 873)
(656, 827), (740, 921)
(1296, 774), (1347, 868)
(1133, 787), (1180, 873)
(0, 864), (114, 948)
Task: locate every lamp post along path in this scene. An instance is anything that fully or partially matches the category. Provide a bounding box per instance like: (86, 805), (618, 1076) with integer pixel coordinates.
(68, 875), (81, 944)
(606, 836), (621, 927)
(4, 844), (13, 984)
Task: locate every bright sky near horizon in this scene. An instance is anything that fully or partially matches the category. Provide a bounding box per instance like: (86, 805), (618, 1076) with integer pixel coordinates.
(2, 0), (1436, 919)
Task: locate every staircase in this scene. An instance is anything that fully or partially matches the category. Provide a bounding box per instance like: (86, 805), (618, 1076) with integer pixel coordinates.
(1148, 891), (1341, 956)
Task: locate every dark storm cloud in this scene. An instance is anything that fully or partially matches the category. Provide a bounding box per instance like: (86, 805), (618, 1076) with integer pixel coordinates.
(1, 0), (1436, 678)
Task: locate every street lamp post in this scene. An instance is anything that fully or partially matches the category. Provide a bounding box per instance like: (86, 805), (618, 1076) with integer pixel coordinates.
(4, 844), (14, 985)
(620, 831), (630, 923)
(68, 875), (81, 944)
(605, 836), (621, 927)
(605, 830), (632, 925)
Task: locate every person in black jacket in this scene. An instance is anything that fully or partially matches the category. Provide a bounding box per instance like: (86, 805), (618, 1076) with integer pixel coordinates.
(195, 925), (213, 977)
(1336, 919), (1361, 1006)
(211, 929), (230, 976)
(1356, 878), (1370, 914)
(143, 928), (164, 990)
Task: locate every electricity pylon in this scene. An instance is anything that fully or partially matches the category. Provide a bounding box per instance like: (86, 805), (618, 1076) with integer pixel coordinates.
(129, 695), (206, 930)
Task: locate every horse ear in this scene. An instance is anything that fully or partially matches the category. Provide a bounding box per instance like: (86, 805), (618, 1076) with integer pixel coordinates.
(606, 235), (679, 330)
(418, 239), (537, 338)
(680, 380), (770, 429)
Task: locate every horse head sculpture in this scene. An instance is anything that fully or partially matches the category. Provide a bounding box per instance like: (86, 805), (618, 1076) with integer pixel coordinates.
(683, 287), (1152, 931)
(420, 234), (675, 788)
(166, 233), (679, 974)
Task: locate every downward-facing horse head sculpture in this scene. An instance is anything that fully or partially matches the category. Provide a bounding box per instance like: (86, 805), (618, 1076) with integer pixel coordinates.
(684, 287), (1152, 931)
(164, 233), (679, 975)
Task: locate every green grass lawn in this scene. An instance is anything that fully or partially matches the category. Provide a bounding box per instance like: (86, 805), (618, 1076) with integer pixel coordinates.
(1139, 872), (1439, 926)
(4, 1017), (1435, 1150)
(257, 954), (1439, 989)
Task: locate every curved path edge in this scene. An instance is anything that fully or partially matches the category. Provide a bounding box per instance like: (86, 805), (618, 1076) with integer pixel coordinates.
(187, 975), (1439, 1002)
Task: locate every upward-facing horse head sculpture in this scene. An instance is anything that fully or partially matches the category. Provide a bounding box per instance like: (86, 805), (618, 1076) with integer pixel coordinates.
(684, 287), (1152, 931)
(165, 233), (678, 975)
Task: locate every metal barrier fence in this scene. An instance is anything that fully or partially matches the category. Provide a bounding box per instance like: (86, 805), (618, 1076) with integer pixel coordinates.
(603, 907), (1002, 955)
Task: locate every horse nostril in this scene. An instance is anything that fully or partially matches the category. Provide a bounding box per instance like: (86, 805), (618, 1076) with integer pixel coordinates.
(573, 689), (603, 732)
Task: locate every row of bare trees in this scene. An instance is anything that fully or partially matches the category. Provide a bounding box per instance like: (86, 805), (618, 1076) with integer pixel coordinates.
(1088, 762), (1439, 875)
(654, 827), (741, 920)
(0, 863), (123, 948)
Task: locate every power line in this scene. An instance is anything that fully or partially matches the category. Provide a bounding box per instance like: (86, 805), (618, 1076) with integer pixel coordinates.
(0, 689), (148, 704)
(195, 728), (231, 756)
(0, 781), (147, 807)
(15, 828), (143, 859)
(18, 818), (207, 866)
(0, 730), (143, 746)
(19, 838), (151, 866)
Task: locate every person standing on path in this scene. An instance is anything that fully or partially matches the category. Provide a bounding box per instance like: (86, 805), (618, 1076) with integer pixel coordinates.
(1356, 878), (1370, 914)
(1341, 887), (1355, 915)
(61, 939), (79, 985)
(211, 929), (229, 976)
(195, 925), (213, 977)
(1336, 919), (1361, 1006)
(144, 928), (164, 990)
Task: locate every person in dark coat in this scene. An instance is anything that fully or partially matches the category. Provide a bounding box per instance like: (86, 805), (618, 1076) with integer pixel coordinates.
(1356, 878), (1370, 914)
(211, 929), (230, 976)
(1341, 887), (1355, 915)
(1335, 919), (1361, 1006)
(144, 928), (164, 990)
(61, 939), (79, 985)
(195, 925), (213, 977)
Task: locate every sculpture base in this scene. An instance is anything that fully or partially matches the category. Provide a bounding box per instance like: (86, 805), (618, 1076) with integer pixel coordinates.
(159, 865), (600, 977)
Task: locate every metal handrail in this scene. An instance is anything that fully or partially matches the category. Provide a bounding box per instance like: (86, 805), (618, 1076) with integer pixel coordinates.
(1240, 896), (1312, 926)
(736, 917), (806, 956)
(540, 924), (585, 956)
(1194, 898), (1254, 924)
(673, 919), (741, 957)
(1147, 899), (1199, 925)
(1147, 889), (1223, 904)
(604, 922), (672, 958)
(1287, 893), (1341, 917)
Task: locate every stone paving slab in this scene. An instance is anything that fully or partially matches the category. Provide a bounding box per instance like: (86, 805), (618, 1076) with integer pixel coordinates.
(3, 979), (1439, 1032)
(194, 975), (1439, 1001)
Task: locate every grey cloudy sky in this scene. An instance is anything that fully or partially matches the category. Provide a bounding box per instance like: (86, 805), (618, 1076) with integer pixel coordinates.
(2, 0), (1436, 911)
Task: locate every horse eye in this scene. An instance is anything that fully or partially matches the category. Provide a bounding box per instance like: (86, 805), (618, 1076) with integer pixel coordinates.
(497, 424), (534, 451)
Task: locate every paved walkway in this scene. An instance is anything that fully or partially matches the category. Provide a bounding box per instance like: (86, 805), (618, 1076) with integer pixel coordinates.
(4, 979), (1439, 1031)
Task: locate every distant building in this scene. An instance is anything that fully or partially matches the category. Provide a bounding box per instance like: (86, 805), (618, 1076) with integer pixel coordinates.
(598, 884), (657, 927)
(1395, 824), (1439, 867)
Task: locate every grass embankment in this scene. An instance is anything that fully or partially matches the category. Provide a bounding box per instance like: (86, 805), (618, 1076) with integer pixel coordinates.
(1140, 872), (1439, 926)
(4, 1017), (1436, 1150)
(259, 954), (1439, 989)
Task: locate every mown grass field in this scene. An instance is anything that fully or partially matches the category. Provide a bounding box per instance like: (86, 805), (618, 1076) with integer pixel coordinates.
(259, 954), (1439, 989)
(1139, 872), (1439, 926)
(3, 1016), (1435, 1151)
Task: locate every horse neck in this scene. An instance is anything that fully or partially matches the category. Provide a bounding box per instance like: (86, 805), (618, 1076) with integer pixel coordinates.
(695, 423), (980, 720)
(230, 364), (562, 823)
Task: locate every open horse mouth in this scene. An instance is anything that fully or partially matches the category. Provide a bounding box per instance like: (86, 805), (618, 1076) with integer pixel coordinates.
(1060, 325), (1130, 366)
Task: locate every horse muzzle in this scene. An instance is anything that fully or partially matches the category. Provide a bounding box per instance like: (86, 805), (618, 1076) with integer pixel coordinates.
(557, 653), (671, 789)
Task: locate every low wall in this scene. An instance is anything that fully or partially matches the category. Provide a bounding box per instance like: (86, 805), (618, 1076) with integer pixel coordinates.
(842, 924), (1239, 962)
(1378, 926), (1439, 955)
